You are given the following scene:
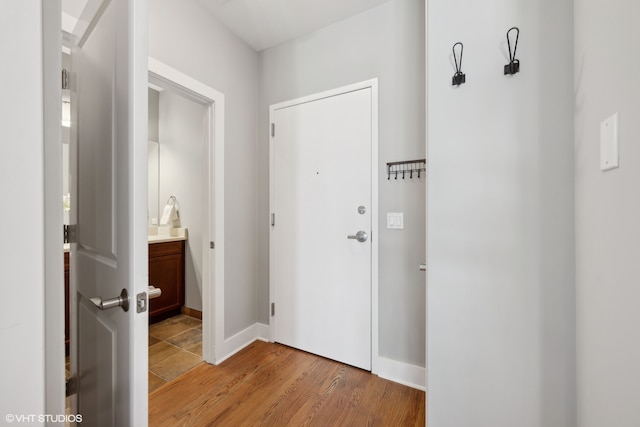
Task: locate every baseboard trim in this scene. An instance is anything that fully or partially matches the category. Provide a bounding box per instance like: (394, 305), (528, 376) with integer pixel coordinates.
(213, 323), (425, 392)
(377, 357), (426, 391)
(256, 323), (270, 342)
(215, 323), (270, 365)
(181, 306), (202, 320)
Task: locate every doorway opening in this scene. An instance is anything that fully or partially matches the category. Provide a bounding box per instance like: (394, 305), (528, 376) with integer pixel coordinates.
(146, 82), (205, 390)
(148, 58), (226, 374)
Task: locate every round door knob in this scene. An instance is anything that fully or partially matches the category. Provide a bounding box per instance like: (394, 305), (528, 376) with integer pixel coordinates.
(347, 231), (368, 243)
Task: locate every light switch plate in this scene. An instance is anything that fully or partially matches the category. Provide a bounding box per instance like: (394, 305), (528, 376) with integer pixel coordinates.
(600, 113), (619, 171)
(387, 212), (404, 229)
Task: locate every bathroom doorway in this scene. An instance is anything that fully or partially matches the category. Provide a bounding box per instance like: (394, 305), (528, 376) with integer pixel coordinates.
(146, 81), (204, 391)
(147, 58), (226, 389)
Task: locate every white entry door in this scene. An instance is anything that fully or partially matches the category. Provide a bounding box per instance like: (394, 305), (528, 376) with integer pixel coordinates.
(270, 82), (377, 371)
(68, 0), (148, 425)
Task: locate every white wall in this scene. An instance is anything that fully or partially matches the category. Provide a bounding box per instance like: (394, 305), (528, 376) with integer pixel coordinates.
(574, 0), (640, 425)
(0, 0), (47, 419)
(259, 0), (426, 367)
(158, 90), (206, 311)
(149, 0), (259, 337)
(427, 0), (575, 425)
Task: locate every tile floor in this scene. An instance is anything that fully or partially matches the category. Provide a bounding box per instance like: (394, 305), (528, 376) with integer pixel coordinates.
(64, 314), (202, 398)
(148, 314), (203, 393)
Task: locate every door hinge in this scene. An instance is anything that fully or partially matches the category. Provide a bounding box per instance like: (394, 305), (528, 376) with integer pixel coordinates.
(66, 376), (77, 397)
(271, 123), (275, 137)
(62, 69), (69, 90)
(63, 224), (77, 244)
(271, 213), (275, 226)
(210, 241), (215, 249)
(271, 302), (275, 316)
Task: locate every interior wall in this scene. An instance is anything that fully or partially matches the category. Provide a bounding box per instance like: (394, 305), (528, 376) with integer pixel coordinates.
(149, 0), (260, 337)
(0, 0), (47, 417)
(258, 0), (426, 367)
(158, 89), (206, 311)
(427, 0), (575, 425)
(574, 0), (640, 424)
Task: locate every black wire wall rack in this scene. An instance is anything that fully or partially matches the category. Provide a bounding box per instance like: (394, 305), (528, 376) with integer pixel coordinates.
(386, 159), (426, 180)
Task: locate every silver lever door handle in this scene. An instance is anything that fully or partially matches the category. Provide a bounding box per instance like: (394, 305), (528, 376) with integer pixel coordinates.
(347, 230), (368, 243)
(148, 285), (162, 299)
(90, 288), (129, 312)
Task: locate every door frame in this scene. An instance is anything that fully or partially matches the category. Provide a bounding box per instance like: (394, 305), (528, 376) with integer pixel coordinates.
(43, 0), (65, 416)
(268, 79), (380, 373)
(148, 57), (225, 364)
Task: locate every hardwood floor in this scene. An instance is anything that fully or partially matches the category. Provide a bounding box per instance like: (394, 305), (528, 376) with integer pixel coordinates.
(149, 340), (425, 426)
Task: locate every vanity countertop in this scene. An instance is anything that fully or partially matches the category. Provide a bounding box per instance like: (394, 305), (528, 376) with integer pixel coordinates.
(147, 226), (188, 244)
(63, 227), (188, 250)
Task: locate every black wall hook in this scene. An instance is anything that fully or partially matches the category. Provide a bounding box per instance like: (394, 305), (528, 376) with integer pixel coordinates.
(452, 42), (466, 86)
(504, 27), (520, 75)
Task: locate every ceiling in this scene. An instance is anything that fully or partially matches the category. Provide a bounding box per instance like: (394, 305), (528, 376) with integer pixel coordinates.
(61, 0), (88, 33)
(62, 0), (391, 52)
(196, 0), (392, 51)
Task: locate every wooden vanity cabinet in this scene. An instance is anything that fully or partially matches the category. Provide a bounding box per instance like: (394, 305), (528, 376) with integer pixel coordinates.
(63, 240), (185, 347)
(148, 240), (185, 324)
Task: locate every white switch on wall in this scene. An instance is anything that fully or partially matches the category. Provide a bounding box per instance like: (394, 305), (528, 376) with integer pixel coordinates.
(600, 113), (619, 171)
(387, 212), (404, 229)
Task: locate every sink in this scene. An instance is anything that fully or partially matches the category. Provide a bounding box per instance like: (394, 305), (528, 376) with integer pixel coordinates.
(148, 226), (188, 243)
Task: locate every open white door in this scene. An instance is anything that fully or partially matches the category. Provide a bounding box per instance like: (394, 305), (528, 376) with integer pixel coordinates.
(68, 0), (148, 425)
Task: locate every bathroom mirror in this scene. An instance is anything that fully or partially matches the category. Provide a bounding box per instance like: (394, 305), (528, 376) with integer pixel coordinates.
(148, 140), (159, 225)
(148, 87), (160, 225)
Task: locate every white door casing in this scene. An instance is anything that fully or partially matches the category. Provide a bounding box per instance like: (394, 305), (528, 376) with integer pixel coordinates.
(270, 80), (379, 372)
(68, 0), (148, 425)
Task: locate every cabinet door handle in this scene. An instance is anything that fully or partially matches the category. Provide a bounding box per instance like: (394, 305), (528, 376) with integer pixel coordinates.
(148, 285), (162, 299)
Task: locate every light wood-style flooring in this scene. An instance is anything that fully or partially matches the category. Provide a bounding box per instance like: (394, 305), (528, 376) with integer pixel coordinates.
(149, 340), (425, 426)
